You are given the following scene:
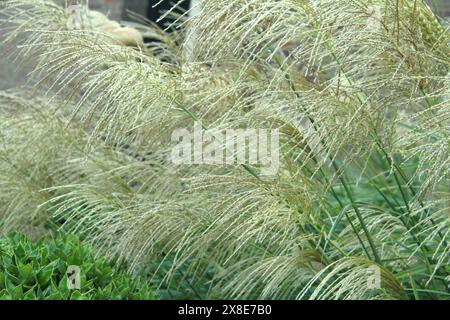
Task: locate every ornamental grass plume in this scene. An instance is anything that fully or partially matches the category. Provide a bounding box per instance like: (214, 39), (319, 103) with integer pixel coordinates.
(0, 0), (448, 299)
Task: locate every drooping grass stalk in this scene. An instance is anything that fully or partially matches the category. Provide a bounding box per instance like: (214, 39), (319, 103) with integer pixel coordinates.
(268, 45), (379, 263)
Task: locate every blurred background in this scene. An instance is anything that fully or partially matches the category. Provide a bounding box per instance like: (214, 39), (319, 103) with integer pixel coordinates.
(0, 0), (449, 90)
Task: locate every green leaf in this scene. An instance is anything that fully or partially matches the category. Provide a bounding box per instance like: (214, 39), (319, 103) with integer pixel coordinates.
(23, 287), (37, 300)
(18, 263), (34, 284)
(68, 246), (84, 266)
(0, 272), (5, 290)
(37, 267), (54, 288)
(0, 289), (12, 300)
(45, 292), (64, 300)
(14, 241), (28, 259)
(70, 290), (84, 300)
(8, 285), (23, 299)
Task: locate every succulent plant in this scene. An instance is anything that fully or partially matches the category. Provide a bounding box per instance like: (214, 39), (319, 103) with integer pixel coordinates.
(0, 233), (157, 300)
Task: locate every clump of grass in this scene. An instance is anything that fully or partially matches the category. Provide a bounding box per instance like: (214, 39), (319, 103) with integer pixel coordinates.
(0, 0), (448, 299)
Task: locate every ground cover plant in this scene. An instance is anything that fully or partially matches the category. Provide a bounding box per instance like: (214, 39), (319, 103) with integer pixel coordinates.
(0, 232), (157, 299)
(0, 0), (449, 299)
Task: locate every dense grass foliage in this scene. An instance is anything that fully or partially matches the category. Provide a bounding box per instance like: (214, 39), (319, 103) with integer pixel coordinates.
(0, 233), (157, 300)
(0, 0), (449, 299)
